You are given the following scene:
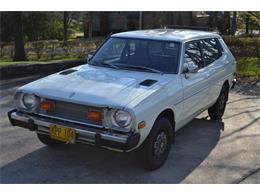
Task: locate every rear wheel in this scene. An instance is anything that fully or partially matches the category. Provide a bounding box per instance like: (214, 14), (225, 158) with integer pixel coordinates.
(37, 133), (65, 147)
(208, 84), (228, 120)
(137, 117), (173, 170)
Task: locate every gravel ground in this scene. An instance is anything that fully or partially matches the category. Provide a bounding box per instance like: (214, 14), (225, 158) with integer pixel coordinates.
(0, 76), (259, 183)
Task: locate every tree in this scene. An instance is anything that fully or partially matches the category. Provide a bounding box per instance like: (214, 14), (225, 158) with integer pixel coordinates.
(177, 12), (183, 26)
(100, 12), (109, 36)
(231, 11), (237, 36)
(63, 11), (69, 46)
(223, 12), (231, 35)
(208, 12), (218, 29)
(247, 12), (260, 34)
(83, 12), (93, 39)
(139, 11), (143, 29)
(189, 11), (197, 26)
(245, 13), (250, 34)
(13, 12), (26, 61)
(88, 12), (93, 39)
(238, 12), (259, 35)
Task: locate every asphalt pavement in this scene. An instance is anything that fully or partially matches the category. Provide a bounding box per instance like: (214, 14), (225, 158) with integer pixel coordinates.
(0, 75), (259, 183)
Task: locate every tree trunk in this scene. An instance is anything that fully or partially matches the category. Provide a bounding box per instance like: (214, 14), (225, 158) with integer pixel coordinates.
(209, 12), (218, 29)
(245, 13), (250, 34)
(63, 11), (68, 46)
(139, 11), (143, 30)
(83, 12), (93, 39)
(177, 12), (183, 26)
(100, 12), (109, 36)
(189, 11), (197, 26)
(13, 12), (26, 61)
(88, 12), (93, 39)
(83, 13), (88, 38)
(223, 12), (231, 35)
(231, 11), (237, 36)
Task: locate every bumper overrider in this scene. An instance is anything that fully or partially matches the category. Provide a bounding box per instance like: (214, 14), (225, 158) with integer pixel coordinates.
(8, 109), (140, 152)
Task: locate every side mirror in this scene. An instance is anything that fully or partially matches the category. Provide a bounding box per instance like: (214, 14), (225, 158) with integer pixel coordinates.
(86, 51), (95, 62)
(185, 62), (198, 73)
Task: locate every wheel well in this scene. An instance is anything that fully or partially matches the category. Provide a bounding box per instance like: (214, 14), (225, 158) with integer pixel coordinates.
(157, 109), (175, 130)
(224, 80), (229, 89)
(223, 80), (229, 100)
(156, 109), (175, 143)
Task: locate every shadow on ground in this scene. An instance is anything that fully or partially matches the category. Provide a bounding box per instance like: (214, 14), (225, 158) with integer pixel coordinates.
(0, 118), (223, 184)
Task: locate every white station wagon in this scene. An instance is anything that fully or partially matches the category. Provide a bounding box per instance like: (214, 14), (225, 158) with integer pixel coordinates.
(8, 29), (236, 170)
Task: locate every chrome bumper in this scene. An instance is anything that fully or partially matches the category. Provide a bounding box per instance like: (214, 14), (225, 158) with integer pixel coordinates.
(231, 77), (236, 89)
(8, 109), (140, 152)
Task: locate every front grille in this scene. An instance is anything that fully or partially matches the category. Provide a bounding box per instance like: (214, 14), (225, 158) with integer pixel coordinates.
(39, 99), (103, 126)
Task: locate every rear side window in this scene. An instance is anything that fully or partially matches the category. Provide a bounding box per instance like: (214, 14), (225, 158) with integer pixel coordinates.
(184, 41), (203, 69)
(200, 38), (222, 66)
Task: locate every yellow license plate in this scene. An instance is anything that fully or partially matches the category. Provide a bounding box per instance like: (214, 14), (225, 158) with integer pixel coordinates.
(50, 124), (76, 143)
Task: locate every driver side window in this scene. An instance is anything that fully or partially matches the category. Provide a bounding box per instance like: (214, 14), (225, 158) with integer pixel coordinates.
(184, 41), (203, 69)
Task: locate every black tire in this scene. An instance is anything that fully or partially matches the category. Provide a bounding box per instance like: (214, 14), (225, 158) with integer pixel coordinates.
(208, 84), (229, 120)
(37, 133), (65, 147)
(137, 117), (173, 170)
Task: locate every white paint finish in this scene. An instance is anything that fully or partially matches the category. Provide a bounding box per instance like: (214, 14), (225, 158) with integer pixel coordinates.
(207, 39), (236, 103)
(180, 67), (212, 123)
(15, 30), (236, 152)
(112, 29), (221, 42)
(128, 75), (183, 147)
(18, 64), (168, 109)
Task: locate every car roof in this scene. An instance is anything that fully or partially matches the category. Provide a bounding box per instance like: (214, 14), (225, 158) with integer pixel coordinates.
(112, 29), (221, 42)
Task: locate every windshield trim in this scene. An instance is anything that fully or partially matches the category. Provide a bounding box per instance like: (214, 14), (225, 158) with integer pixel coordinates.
(89, 36), (181, 74)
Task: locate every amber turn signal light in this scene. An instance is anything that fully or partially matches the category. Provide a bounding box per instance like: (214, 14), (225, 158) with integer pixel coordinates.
(138, 121), (146, 129)
(87, 111), (102, 122)
(40, 101), (54, 112)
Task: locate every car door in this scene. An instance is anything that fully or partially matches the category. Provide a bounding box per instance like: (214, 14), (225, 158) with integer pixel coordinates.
(200, 38), (225, 103)
(180, 40), (212, 121)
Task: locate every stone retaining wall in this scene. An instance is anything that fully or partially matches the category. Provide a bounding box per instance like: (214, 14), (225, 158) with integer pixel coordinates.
(0, 59), (87, 80)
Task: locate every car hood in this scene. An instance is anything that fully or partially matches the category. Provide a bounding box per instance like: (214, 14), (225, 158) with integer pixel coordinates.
(18, 64), (172, 108)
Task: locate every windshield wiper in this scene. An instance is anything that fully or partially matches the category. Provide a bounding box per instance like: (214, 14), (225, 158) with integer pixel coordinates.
(89, 60), (119, 70)
(120, 65), (163, 74)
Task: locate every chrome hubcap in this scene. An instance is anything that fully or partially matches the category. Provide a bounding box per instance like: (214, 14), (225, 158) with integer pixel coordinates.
(153, 131), (167, 158)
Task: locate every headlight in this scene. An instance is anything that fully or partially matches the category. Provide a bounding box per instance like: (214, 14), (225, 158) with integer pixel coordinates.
(22, 94), (39, 110)
(113, 110), (132, 127)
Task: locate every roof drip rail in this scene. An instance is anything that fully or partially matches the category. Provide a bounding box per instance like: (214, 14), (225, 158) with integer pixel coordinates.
(164, 25), (219, 33)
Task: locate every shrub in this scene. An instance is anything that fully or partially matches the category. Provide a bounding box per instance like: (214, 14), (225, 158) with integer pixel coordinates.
(223, 36), (260, 58)
(31, 41), (46, 60)
(46, 40), (61, 60)
(236, 57), (260, 79)
(63, 41), (77, 57)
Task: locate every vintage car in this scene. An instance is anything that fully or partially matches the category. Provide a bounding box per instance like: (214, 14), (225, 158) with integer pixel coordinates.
(8, 29), (236, 170)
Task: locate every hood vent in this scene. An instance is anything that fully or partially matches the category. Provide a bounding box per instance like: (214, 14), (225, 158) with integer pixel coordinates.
(60, 69), (77, 75)
(139, 79), (157, 87)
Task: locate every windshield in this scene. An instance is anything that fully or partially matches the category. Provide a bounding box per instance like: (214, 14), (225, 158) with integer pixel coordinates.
(89, 37), (180, 74)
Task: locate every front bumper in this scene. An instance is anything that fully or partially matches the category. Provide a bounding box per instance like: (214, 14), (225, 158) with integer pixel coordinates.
(231, 78), (236, 89)
(8, 109), (140, 152)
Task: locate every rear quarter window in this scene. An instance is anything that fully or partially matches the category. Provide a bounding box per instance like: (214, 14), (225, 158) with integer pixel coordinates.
(200, 38), (222, 66)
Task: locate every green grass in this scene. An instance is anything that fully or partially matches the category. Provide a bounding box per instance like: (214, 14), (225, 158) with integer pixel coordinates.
(0, 60), (39, 66)
(236, 57), (260, 79)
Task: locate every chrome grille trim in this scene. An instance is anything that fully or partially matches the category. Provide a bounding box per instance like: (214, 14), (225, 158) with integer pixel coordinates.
(39, 99), (104, 127)
(38, 113), (104, 128)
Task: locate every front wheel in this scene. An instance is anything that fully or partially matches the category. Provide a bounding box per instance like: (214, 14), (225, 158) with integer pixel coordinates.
(208, 84), (228, 120)
(137, 117), (173, 170)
